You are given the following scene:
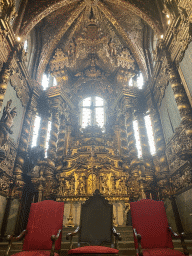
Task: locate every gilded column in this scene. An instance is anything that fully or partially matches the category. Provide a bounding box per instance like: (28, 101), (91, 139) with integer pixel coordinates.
(163, 44), (192, 138)
(14, 93), (37, 185)
(47, 97), (60, 167)
(56, 113), (66, 171)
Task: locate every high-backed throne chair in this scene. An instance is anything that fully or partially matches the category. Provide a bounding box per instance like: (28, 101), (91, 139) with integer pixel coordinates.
(66, 189), (121, 255)
(4, 200), (64, 256)
(130, 199), (189, 256)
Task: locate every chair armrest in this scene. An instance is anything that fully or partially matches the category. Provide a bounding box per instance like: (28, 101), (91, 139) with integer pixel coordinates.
(4, 230), (27, 256)
(50, 229), (62, 256)
(168, 227), (179, 237)
(51, 229), (62, 241)
(112, 227), (122, 249)
(112, 227), (122, 240)
(66, 226), (80, 240)
(133, 228), (143, 256)
(168, 227), (189, 255)
(66, 226), (80, 250)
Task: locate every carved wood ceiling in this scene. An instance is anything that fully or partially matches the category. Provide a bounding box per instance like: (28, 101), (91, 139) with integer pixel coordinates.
(16, 0), (164, 86)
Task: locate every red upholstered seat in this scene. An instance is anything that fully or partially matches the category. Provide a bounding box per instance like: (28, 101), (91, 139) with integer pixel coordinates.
(68, 246), (119, 254)
(9, 251), (59, 256)
(130, 199), (188, 256)
(5, 200), (64, 256)
(141, 248), (185, 256)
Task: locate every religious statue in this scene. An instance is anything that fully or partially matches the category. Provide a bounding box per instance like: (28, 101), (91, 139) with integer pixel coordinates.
(77, 176), (86, 195)
(0, 99), (16, 147)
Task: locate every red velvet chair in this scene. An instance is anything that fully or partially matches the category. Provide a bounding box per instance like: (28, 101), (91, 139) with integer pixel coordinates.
(130, 199), (189, 256)
(5, 200), (64, 256)
(66, 189), (121, 255)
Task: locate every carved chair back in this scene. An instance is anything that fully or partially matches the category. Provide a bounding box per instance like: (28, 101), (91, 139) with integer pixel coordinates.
(79, 189), (113, 247)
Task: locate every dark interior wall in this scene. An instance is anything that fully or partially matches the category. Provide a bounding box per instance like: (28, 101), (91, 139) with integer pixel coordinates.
(180, 42), (192, 99)
(159, 82), (181, 143)
(176, 188), (192, 235)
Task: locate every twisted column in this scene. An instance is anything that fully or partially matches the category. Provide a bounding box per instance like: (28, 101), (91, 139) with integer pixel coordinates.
(47, 97), (60, 167)
(163, 44), (192, 138)
(14, 101), (36, 184)
(56, 113), (66, 171)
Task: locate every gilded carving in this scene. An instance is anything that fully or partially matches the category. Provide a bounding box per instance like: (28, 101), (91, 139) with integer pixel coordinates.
(0, 99), (16, 147)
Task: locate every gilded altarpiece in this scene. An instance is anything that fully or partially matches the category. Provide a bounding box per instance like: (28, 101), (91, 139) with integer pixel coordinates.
(56, 126), (130, 226)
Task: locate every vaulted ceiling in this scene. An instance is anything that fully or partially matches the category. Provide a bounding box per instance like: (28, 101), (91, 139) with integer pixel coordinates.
(15, 0), (165, 92)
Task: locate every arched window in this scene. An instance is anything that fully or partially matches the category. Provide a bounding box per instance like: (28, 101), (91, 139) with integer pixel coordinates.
(81, 96), (105, 129)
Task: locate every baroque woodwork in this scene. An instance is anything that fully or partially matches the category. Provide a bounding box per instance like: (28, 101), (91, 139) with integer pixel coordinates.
(1, 0), (192, 231)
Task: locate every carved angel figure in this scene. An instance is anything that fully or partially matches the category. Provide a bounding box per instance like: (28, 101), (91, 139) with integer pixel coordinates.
(0, 99), (16, 147)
